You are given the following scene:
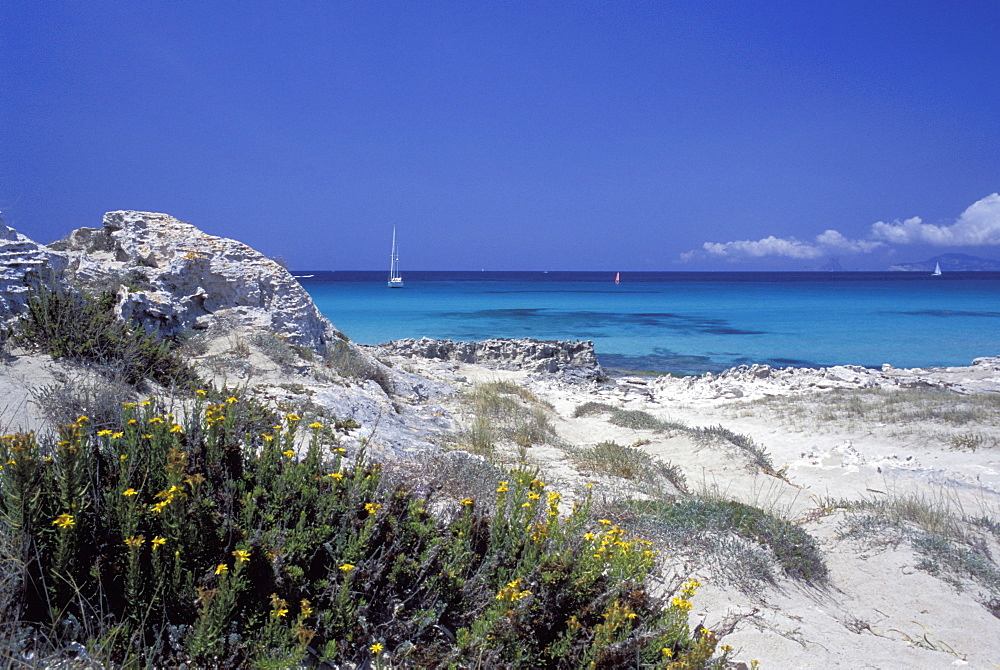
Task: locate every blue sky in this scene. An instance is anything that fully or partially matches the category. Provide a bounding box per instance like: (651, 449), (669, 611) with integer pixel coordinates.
(2, 1), (999, 270)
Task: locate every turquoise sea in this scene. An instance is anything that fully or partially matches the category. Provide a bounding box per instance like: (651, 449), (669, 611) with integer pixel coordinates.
(297, 271), (1000, 375)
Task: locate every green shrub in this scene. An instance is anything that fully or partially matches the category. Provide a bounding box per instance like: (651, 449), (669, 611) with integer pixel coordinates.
(11, 286), (198, 388)
(572, 401), (617, 418)
(0, 400), (732, 668)
(625, 497), (828, 586)
(570, 440), (688, 495)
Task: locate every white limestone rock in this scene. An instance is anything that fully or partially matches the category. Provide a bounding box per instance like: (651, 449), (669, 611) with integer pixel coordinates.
(0, 224), (67, 321)
(375, 337), (604, 379)
(61, 211), (343, 353)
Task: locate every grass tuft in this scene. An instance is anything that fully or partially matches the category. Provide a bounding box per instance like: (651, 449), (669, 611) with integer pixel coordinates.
(323, 340), (395, 395)
(453, 382), (556, 460)
(834, 489), (1000, 612)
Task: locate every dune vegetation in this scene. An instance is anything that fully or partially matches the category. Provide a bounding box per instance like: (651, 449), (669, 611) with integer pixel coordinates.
(0, 288), (733, 668)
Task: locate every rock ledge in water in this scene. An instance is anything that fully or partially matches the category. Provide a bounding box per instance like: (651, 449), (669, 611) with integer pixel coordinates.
(376, 337), (605, 379)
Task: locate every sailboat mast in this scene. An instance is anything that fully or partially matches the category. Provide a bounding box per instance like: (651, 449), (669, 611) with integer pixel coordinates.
(389, 227), (397, 281)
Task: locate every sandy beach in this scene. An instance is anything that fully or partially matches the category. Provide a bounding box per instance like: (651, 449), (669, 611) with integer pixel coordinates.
(361, 348), (1000, 668)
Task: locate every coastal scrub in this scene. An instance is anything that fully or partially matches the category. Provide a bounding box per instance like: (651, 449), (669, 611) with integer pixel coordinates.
(0, 398), (731, 668)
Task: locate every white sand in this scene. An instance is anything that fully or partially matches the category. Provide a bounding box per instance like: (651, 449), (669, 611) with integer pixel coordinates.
(404, 358), (1000, 668)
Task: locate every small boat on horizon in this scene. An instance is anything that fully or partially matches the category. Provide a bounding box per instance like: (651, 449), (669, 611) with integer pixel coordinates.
(388, 227), (404, 288)
(932, 262), (942, 276)
(614, 272), (620, 285)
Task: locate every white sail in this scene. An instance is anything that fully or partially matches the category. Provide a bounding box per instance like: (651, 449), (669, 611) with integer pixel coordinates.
(932, 262), (942, 276)
(388, 227), (404, 288)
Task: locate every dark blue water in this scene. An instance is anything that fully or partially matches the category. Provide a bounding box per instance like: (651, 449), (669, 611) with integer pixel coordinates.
(296, 271), (1000, 374)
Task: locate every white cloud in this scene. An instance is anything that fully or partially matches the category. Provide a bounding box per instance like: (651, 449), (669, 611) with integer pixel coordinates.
(870, 193), (1000, 245)
(815, 229), (885, 253)
(702, 236), (824, 259)
(696, 229), (883, 260)
(684, 194), (1000, 262)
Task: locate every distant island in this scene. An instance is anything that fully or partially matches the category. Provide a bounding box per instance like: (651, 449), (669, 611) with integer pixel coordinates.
(888, 252), (1000, 272)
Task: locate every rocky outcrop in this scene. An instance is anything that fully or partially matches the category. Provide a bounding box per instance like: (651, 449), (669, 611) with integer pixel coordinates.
(647, 359), (1000, 403)
(0, 225), (67, 321)
(375, 337), (605, 379)
(59, 211), (343, 353)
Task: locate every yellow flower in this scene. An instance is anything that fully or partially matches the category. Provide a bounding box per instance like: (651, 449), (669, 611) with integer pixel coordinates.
(232, 549), (251, 563)
(112, 432), (123, 439)
(339, 563), (354, 572)
(460, 498), (473, 506)
(496, 481), (509, 493)
(364, 503), (382, 515)
(196, 389), (207, 396)
(215, 563), (229, 575)
(332, 447), (347, 454)
(97, 430), (113, 437)
(309, 422), (323, 429)
(76, 415), (89, 423)
(285, 413), (300, 422)
(122, 488), (138, 497)
(52, 514), (75, 529)
(139, 400), (152, 406)
(262, 434), (274, 442)
(662, 648), (673, 658)
(670, 597), (693, 612)
(583, 532), (595, 540)
(151, 536), (166, 550)
(150, 501), (169, 513)
(282, 449), (295, 459)
(170, 424), (183, 433)
(370, 642), (384, 655)
(327, 472), (344, 480)
(148, 417), (164, 424)
(226, 396), (238, 404)
(300, 599), (313, 617)
(124, 535), (145, 549)
(271, 607), (288, 618)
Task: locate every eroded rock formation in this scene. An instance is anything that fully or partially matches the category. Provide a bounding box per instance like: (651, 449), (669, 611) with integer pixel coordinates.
(375, 337), (605, 379)
(0, 225), (67, 321)
(59, 211), (343, 353)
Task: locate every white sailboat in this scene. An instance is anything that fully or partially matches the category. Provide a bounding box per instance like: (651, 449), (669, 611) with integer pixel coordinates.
(932, 262), (942, 276)
(388, 227), (404, 288)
